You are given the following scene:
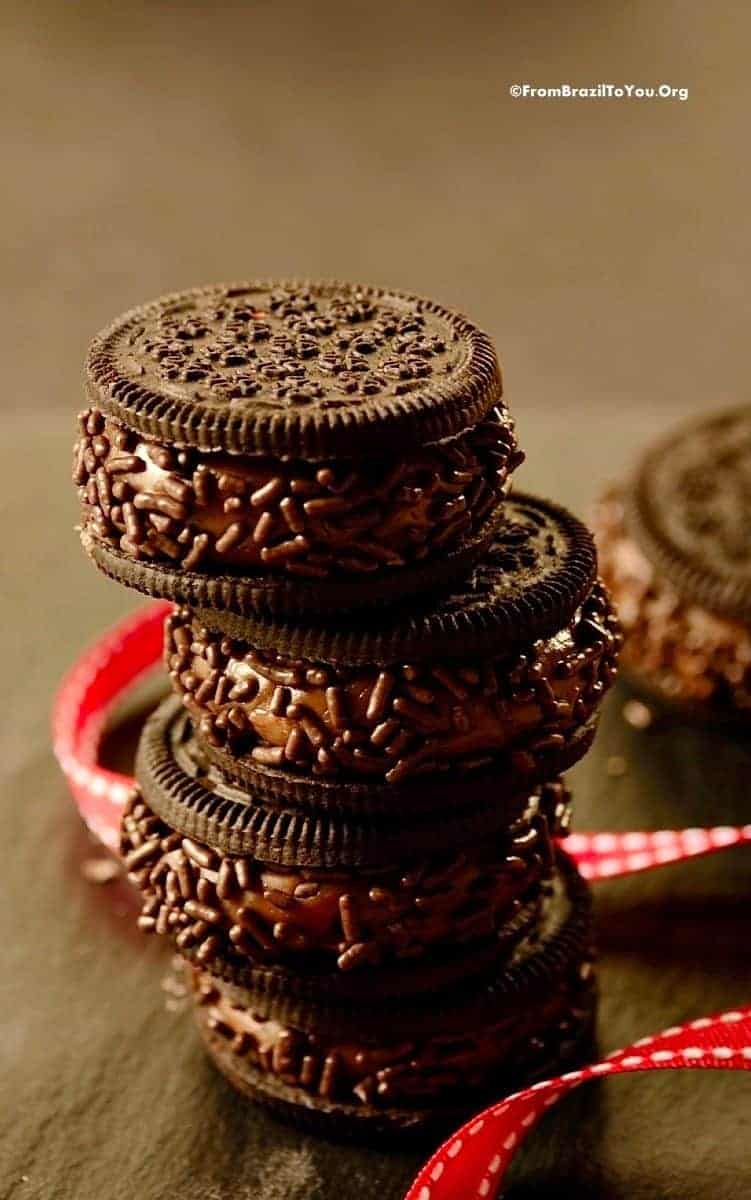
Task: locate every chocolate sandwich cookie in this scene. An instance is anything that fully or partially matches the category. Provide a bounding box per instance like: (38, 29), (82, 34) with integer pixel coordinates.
(121, 787), (558, 996)
(594, 407), (751, 719)
(190, 853), (595, 1140)
(76, 281), (522, 614)
(135, 696), (564, 868)
(164, 496), (620, 799)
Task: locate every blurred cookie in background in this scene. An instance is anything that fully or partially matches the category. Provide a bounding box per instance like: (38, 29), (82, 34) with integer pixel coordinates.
(593, 407), (751, 723)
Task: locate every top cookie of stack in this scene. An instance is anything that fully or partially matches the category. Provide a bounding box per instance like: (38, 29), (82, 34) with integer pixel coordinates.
(75, 281), (522, 615)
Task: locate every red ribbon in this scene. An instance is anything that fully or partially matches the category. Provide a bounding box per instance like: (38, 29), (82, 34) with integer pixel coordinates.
(52, 600), (171, 850)
(405, 1006), (751, 1200)
(51, 603), (751, 1197)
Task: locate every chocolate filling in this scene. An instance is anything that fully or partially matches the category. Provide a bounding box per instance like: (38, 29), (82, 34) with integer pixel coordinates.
(165, 582), (620, 783)
(74, 406), (520, 577)
(122, 791), (559, 973)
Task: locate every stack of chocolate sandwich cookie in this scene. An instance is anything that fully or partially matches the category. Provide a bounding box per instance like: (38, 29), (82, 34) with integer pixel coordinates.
(74, 281), (620, 1139)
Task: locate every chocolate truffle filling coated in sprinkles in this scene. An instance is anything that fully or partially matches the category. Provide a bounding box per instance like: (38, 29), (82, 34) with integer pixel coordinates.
(75, 407), (516, 578)
(166, 580), (619, 789)
(121, 787), (560, 989)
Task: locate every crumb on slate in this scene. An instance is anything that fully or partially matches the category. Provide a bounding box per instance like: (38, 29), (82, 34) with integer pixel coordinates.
(161, 972), (188, 999)
(622, 698), (653, 729)
(81, 856), (121, 884)
(165, 997), (189, 1013)
(162, 956), (189, 1012)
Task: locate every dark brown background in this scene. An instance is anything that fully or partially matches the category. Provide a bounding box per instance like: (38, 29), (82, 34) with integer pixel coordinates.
(1, 2), (750, 1197)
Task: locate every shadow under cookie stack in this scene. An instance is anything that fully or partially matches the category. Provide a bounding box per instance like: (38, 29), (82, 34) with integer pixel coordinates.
(74, 281), (621, 1139)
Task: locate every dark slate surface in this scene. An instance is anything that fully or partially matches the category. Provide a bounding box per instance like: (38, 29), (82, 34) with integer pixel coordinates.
(2, 685), (750, 1200)
(3, 1), (751, 1193)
